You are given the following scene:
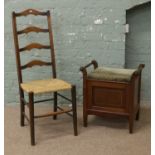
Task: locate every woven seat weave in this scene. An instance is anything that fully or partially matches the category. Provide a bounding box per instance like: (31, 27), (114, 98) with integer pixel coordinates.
(21, 78), (72, 94)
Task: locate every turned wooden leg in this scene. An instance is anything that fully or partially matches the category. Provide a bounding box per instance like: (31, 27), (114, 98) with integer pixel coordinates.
(83, 112), (88, 127)
(29, 92), (35, 146)
(136, 109), (140, 121)
(20, 91), (25, 126)
(53, 92), (57, 120)
(129, 115), (134, 134)
(71, 85), (78, 136)
(20, 98), (25, 127)
(83, 96), (88, 127)
(83, 93), (88, 127)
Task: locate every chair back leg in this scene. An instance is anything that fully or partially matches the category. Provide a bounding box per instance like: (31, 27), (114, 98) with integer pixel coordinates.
(20, 90), (25, 126)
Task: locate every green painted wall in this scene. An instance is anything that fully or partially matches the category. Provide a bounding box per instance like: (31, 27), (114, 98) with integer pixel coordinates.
(4, 0), (150, 103)
(125, 2), (151, 101)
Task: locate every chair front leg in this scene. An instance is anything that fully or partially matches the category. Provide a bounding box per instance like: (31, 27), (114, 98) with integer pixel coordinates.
(53, 92), (57, 120)
(19, 90), (25, 126)
(71, 85), (78, 136)
(28, 92), (35, 145)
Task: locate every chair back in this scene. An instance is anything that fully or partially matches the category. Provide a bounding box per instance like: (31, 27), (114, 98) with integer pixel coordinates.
(12, 9), (56, 85)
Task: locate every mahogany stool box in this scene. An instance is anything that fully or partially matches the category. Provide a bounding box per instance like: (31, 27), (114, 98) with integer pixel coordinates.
(80, 60), (144, 133)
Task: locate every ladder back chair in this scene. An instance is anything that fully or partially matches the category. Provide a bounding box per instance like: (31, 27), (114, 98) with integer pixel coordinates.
(12, 9), (78, 145)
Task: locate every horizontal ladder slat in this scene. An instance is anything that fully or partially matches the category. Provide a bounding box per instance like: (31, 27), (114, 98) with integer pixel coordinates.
(34, 109), (72, 119)
(13, 9), (48, 17)
(17, 26), (49, 34)
(19, 43), (51, 52)
(21, 60), (52, 69)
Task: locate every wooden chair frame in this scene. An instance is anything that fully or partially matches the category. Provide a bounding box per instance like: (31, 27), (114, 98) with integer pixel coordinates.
(12, 9), (77, 145)
(80, 60), (144, 133)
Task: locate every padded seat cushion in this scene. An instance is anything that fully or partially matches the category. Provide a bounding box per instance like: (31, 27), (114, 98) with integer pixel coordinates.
(20, 78), (72, 94)
(88, 67), (137, 82)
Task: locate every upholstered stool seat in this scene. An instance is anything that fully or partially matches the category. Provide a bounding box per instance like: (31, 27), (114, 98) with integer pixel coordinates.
(88, 67), (137, 82)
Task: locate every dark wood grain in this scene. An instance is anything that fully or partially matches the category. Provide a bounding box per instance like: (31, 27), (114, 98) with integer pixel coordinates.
(21, 60), (52, 69)
(53, 92), (58, 120)
(29, 92), (35, 145)
(17, 26), (49, 34)
(19, 43), (50, 52)
(47, 10), (57, 78)
(71, 85), (78, 136)
(34, 109), (72, 119)
(80, 60), (144, 133)
(13, 9), (48, 17)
